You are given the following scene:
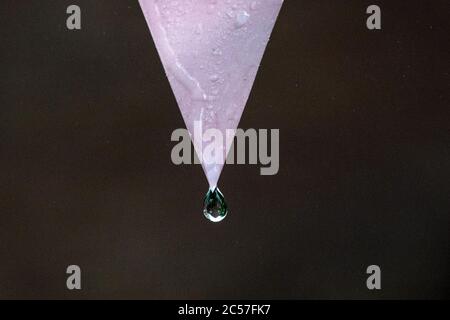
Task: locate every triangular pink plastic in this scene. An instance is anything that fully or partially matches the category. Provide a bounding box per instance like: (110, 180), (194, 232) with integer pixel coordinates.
(139, 0), (283, 188)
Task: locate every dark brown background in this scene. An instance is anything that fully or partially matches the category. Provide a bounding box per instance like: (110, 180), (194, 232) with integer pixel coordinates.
(0, 0), (448, 299)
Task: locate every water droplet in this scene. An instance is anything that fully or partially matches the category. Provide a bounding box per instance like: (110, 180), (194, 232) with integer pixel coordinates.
(194, 23), (203, 35)
(209, 74), (220, 82)
(203, 188), (228, 222)
(212, 47), (222, 56)
(235, 10), (250, 28)
(226, 10), (234, 18)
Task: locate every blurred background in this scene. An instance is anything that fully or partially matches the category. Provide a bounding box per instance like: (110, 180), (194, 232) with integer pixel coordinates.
(0, 0), (448, 299)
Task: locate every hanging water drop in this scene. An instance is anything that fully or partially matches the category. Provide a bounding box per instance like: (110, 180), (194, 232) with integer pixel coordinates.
(203, 188), (228, 222)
